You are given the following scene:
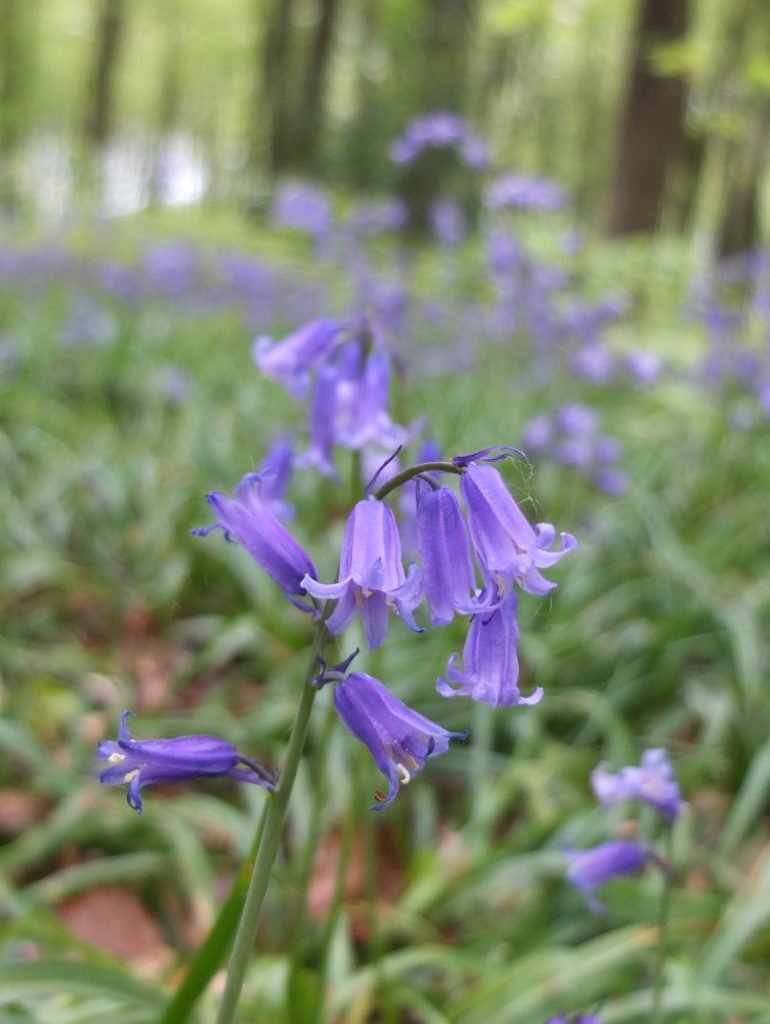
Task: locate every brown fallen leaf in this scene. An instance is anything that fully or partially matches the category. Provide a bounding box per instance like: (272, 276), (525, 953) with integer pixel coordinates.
(56, 885), (172, 979)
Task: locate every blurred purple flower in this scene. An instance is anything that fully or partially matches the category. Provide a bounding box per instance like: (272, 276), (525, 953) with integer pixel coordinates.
(623, 350), (663, 387)
(390, 111), (488, 170)
(347, 198), (408, 236)
(592, 748), (682, 824)
(522, 415), (553, 454)
(61, 295), (116, 347)
(567, 840), (652, 911)
(485, 174), (567, 212)
(272, 181), (332, 243)
(254, 317), (346, 397)
(438, 591), (541, 707)
(333, 672), (466, 809)
(98, 710), (274, 813)
(193, 472), (317, 607)
(547, 1015), (602, 1024)
(257, 439), (295, 521)
(429, 199), (467, 247)
(302, 498), (423, 649)
(593, 467), (628, 497)
(569, 345), (614, 383)
(555, 403), (599, 437)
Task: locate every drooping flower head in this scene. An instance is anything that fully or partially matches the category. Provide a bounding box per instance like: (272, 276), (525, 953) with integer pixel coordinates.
(592, 748), (682, 824)
(416, 484), (488, 626)
(333, 672), (466, 809)
(567, 840), (653, 912)
(253, 317), (346, 397)
(193, 472), (317, 609)
(302, 498), (422, 649)
(438, 591), (541, 708)
(98, 711), (274, 813)
(459, 461), (577, 597)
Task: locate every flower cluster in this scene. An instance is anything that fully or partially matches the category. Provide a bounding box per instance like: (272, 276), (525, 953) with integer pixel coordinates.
(390, 111), (490, 171)
(523, 403), (628, 497)
(100, 297), (576, 812)
(567, 748), (681, 910)
(485, 173), (567, 213)
(191, 436), (575, 804)
(253, 316), (411, 480)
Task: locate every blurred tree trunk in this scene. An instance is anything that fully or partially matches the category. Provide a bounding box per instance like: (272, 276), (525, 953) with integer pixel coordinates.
(288, 0), (340, 170)
(0, 0), (25, 210)
(606, 0), (689, 236)
(260, 0), (296, 176)
(400, 0), (478, 234)
(83, 0), (127, 149)
(717, 100), (770, 258)
(346, 0), (384, 188)
(150, 3), (183, 205)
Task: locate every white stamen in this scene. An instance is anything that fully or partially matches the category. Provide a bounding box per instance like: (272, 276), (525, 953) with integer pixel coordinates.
(396, 763), (412, 785)
(107, 752), (125, 764)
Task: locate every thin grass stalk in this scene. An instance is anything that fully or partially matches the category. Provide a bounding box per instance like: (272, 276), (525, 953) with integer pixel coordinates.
(214, 614), (329, 1024)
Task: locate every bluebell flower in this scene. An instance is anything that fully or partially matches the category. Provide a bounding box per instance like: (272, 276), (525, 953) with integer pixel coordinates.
(567, 840), (652, 911)
(334, 348), (409, 452)
(271, 181), (333, 247)
(547, 1015), (602, 1024)
(333, 672), (466, 809)
(485, 173), (567, 212)
(257, 439), (295, 521)
(438, 591), (541, 707)
(460, 462), (577, 597)
(592, 749), (682, 824)
(416, 484), (487, 626)
(193, 472), (317, 609)
(429, 199), (467, 247)
(98, 711), (274, 813)
(253, 318), (345, 397)
(299, 363), (339, 478)
(302, 498), (423, 649)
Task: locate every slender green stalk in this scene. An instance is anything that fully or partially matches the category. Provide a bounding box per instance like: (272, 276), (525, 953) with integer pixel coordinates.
(288, 692), (338, 962)
(651, 830), (675, 1023)
(214, 617), (329, 1024)
(157, 803), (269, 1024)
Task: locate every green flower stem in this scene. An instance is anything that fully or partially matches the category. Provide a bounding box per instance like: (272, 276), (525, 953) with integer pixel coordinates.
(215, 616), (329, 1024)
(288, 692), (339, 962)
(373, 460), (463, 500)
(157, 804), (269, 1024)
(651, 829), (675, 1023)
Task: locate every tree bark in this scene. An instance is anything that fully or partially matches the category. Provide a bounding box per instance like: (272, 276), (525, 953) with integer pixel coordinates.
(83, 0), (127, 149)
(718, 100), (770, 258)
(605, 0), (690, 237)
(289, 0), (339, 169)
(0, 0), (24, 208)
(259, 0), (296, 176)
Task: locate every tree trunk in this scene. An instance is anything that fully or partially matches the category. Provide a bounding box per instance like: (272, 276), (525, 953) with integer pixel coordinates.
(258, 0), (296, 176)
(399, 0), (478, 234)
(346, 0), (383, 188)
(83, 0), (127, 149)
(288, 0), (339, 170)
(0, 0), (24, 209)
(718, 101), (770, 258)
(605, 0), (689, 237)
(150, 3), (183, 205)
